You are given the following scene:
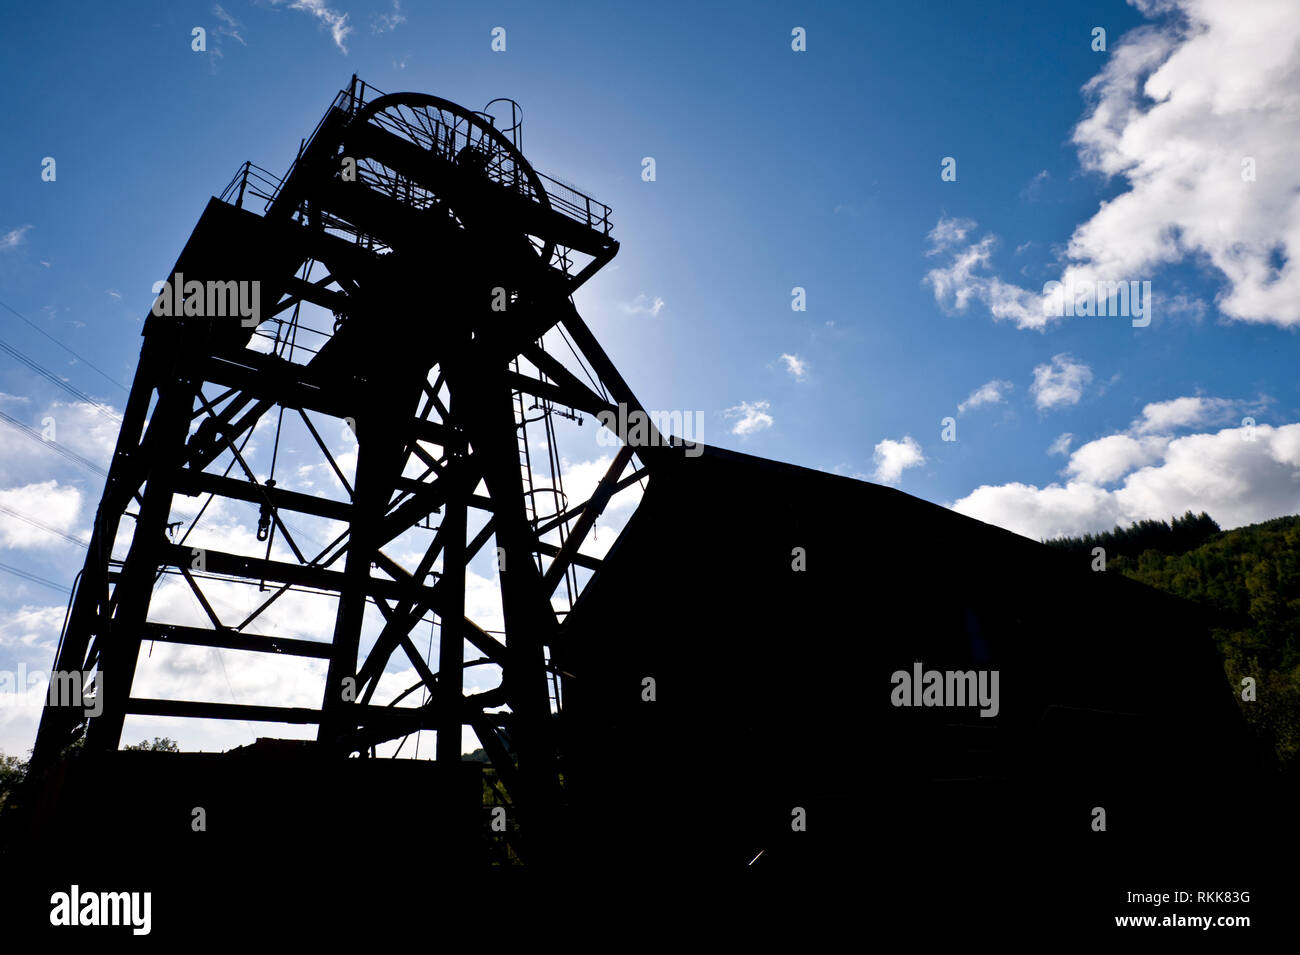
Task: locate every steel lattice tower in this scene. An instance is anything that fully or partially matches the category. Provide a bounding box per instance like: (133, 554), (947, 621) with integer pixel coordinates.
(31, 77), (673, 852)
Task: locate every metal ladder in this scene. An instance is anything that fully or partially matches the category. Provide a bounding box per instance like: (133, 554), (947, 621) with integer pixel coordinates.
(511, 357), (536, 532)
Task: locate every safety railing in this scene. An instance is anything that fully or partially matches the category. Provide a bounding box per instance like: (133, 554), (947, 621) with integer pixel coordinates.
(536, 170), (613, 237)
(218, 78), (614, 238)
(218, 161), (286, 212)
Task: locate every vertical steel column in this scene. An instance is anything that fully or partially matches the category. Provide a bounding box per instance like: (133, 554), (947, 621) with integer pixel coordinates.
(30, 339), (159, 767)
(436, 370), (467, 763)
(459, 356), (564, 849)
(86, 365), (197, 752)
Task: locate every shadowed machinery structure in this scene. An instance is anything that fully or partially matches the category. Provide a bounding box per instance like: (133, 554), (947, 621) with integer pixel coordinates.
(10, 80), (1285, 910)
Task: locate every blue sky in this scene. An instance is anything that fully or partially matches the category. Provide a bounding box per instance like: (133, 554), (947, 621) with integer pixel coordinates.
(2, 0), (1299, 756)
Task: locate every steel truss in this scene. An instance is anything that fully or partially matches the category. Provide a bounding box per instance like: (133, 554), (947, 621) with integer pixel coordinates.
(32, 77), (672, 853)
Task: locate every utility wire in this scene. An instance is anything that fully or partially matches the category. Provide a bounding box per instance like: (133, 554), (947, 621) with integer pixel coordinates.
(0, 502), (89, 548)
(0, 409), (109, 477)
(0, 560), (69, 594)
(0, 334), (122, 425)
(0, 295), (129, 394)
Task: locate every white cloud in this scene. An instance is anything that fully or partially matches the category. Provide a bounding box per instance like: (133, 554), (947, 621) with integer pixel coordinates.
(871, 435), (924, 485)
(923, 223), (1045, 327)
(1133, 395), (1250, 434)
(371, 0), (405, 34)
(0, 399), (120, 487)
(724, 400), (774, 436)
(1163, 293), (1208, 322)
(958, 378), (1012, 414)
(924, 216), (977, 255)
(0, 225), (32, 251)
(559, 455), (644, 517)
(953, 480), (1122, 541)
(1048, 432), (1074, 456)
(1030, 354), (1093, 410)
(213, 4), (247, 45)
(0, 605), (64, 654)
(1063, 0), (1300, 327)
(0, 481), (82, 549)
(1047, 392), (1261, 486)
(926, 1), (1300, 331)
(953, 420), (1300, 540)
(1065, 433), (1169, 484)
(779, 353), (808, 381)
(619, 293), (665, 317)
(1020, 169), (1049, 200)
(274, 0), (352, 53)
(0, 673), (51, 758)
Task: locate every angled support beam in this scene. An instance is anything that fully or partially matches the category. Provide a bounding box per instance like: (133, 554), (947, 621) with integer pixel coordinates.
(521, 342), (614, 413)
(541, 444), (636, 594)
(534, 467), (648, 537)
(141, 621), (333, 659)
(157, 542), (443, 605)
(174, 469), (353, 523)
(378, 453), (479, 546)
(281, 274), (349, 314)
(505, 370), (616, 422)
(535, 542), (602, 574)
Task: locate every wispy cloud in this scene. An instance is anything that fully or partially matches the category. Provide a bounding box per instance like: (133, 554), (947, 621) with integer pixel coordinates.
(924, 216), (977, 256)
(1047, 433), (1073, 457)
(1030, 354), (1093, 411)
(619, 293), (665, 317)
(957, 378), (1012, 414)
(778, 353), (808, 382)
(1131, 395), (1262, 435)
(724, 400), (774, 436)
(1, 225), (32, 251)
(213, 4), (247, 45)
(371, 0), (405, 34)
(832, 198), (875, 218)
(923, 218), (1044, 328)
(1020, 169), (1049, 200)
(272, 0), (353, 53)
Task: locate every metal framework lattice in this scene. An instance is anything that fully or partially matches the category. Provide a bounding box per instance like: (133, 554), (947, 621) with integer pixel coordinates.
(31, 77), (673, 845)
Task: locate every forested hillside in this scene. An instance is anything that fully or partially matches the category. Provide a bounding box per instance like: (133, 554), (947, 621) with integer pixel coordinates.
(1048, 512), (1300, 771)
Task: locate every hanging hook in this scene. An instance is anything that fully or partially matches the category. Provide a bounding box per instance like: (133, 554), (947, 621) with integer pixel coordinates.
(256, 479), (277, 542)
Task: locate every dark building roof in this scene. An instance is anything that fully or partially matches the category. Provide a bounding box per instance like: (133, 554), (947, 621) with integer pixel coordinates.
(555, 443), (1265, 869)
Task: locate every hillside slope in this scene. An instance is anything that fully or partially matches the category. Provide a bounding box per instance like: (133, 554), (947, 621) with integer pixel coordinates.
(1056, 513), (1300, 770)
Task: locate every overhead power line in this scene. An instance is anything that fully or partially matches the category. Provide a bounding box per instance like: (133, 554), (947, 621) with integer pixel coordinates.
(0, 333), (122, 425)
(0, 408), (110, 477)
(0, 295), (130, 394)
(0, 501), (90, 549)
(0, 336), (123, 423)
(0, 559), (69, 595)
